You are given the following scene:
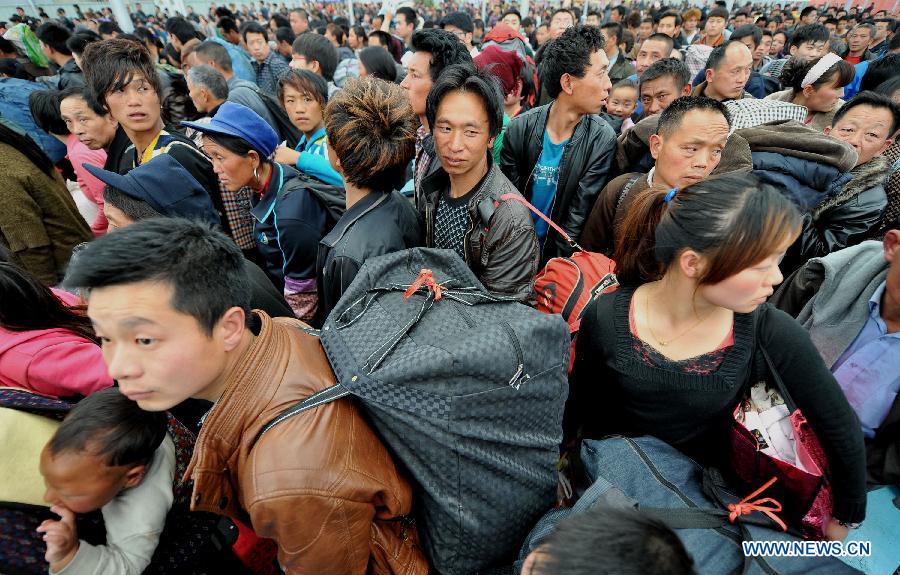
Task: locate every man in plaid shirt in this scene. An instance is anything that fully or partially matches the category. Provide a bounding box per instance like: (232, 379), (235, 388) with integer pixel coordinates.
(243, 22), (291, 94)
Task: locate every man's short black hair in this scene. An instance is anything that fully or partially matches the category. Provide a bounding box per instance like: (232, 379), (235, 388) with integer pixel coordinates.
(97, 21), (123, 37)
(270, 13), (289, 29)
(396, 6), (416, 27)
(82, 38), (161, 111)
(540, 24), (606, 100)
(551, 8), (576, 24)
(600, 22), (623, 45)
(613, 5), (629, 19)
(731, 24), (762, 48)
(441, 11), (474, 34)
(241, 21), (268, 42)
(705, 40), (746, 71)
(65, 218), (252, 335)
(789, 24), (830, 48)
(165, 16), (201, 44)
(657, 95), (731, 137)
(426, 63), (504, 139)
(410, 28), (473, 82)
(275, 26), (295, 45)
(194, 40), (233, 72)
(66, 30), (103, 56)
(801, 6), (818, 18)
(656, 10), (682, 26)
(103, 185), (164, 222)
(832, 91), (900, 137)
(644, 33), (675, 54)
(292, 32), (338, 81)
(28, 89), (68, 135)
(502, 9), (522, 21)
(535, 506), (696, 575)
(859, 53), (900, 93)
(707, 6), (729, 21)
(48, 388), (168, 468)
(640, 58), (691, 91)
(217, 16), (239, 34)
(36, 22), (72, 55)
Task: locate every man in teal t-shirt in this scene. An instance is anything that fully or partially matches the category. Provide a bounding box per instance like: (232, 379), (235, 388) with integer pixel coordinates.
(530, 130), (569, 242)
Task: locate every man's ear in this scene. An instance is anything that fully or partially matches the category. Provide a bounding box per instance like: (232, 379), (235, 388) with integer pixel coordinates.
(704, 68), (713, 84)
(123, 464), (147, 489)
(884, 230), (900, 265)
(218, 306), (247, 352)
(681, 83), (692, 96)
(311, 59), (322, 75)
(649, 133), (663, 160)
(823, 125), (832, 135)
(560, 72), (574, 96)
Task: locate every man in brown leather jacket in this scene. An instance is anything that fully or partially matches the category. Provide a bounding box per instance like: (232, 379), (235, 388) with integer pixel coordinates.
(64, 218), (428, 575)
(418, 63), (539, 301)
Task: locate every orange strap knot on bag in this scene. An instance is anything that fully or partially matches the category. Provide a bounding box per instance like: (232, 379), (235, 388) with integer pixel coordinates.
(727, 476), (788, 532)
(404, 268), (443, 301)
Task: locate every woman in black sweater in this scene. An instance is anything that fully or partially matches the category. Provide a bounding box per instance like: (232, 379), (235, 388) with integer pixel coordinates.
(572, 172), (866, 540)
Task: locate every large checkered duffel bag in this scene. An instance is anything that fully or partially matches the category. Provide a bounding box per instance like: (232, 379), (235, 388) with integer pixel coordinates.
(256, 248), (570, 574)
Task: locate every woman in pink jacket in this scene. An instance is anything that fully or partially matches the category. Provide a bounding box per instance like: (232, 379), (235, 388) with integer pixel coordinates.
(0, 252), (112, 398)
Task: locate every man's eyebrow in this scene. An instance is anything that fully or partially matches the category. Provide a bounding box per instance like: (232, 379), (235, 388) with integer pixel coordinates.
(120, 317), (159, 329)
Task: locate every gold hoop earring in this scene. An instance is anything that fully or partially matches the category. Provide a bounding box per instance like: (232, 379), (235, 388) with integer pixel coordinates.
(253, 166), (260, 184)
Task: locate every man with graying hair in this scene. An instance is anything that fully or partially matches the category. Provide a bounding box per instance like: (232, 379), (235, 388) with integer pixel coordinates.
(183, 65), (231, 148)
(187, 65), (229, 116)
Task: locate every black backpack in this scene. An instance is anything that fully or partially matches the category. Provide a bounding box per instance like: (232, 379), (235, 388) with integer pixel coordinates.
(256, 248), (571, 575)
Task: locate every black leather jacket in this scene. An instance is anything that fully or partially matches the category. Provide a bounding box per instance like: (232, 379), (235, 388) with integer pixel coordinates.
(782, 156), (888, 275)
(499, 102), (617, 262)
(419, 161), (539, 302)
(315, 190), (421, 325)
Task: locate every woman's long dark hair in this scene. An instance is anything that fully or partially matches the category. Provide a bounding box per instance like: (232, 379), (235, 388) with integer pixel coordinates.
(615, 172), (802, 286)
(0, 246), (98, 342)
(0, 123), (57, 179)
(359, 46), (398, 83)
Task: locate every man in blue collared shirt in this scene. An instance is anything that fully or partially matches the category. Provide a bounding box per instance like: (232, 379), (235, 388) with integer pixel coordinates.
(772, 220), (900, 484)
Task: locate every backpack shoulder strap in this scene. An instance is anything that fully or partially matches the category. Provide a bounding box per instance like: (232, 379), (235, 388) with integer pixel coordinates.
(253, 383), (349, 446)
(615, 175), (642, 213)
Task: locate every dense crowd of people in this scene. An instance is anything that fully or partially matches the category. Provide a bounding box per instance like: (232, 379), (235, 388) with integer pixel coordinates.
(1, 1), (899, 574)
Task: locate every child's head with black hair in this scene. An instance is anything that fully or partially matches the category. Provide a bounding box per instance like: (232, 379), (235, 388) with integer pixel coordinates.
(40, 388), (168, 513)
(607, 78), (638, 119)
